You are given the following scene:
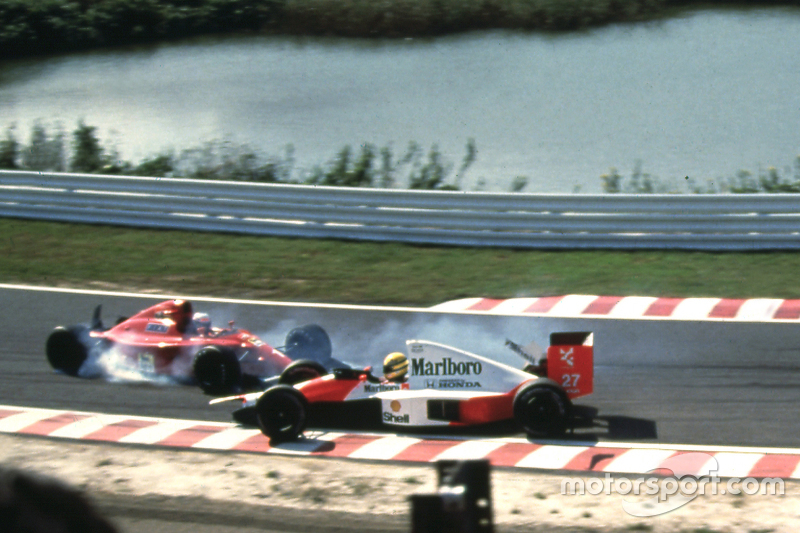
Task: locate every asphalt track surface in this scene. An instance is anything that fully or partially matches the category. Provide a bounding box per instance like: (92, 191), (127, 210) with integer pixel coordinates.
(3, 285), (800, 533)
(3, 285), (800, 448)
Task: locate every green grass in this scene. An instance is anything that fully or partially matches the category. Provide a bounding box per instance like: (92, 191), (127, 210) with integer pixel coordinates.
(3, 218), (800, 306)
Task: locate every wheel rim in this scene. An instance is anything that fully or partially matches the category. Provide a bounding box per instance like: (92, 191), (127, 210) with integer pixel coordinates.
(527, 392), (559, 418)
(196, 356), (220, 389)
(195, 348), (239, 393)
(520, 389), (565, 434)
(265, 396), (300, 434)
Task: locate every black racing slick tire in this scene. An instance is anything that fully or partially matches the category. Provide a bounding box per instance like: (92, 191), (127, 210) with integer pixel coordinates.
(193, 346), (242, 395)
(255, 385), (308, 443)
(513, 383), (571, 437)
(278, 360), (327, 386)
(46, 326), (89, 377)
(283, 324), (332, 363)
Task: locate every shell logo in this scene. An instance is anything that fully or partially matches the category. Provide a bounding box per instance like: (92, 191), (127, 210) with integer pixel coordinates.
(390, 400), (402, 412)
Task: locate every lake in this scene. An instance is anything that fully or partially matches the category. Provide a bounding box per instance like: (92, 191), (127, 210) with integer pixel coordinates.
(1, 8), (799, 192)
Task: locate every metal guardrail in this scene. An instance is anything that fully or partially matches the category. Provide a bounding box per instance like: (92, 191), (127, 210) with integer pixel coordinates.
(2, 170), (800, 250)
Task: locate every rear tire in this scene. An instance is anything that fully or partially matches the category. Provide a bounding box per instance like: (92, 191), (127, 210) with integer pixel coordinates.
(193, 346), (242, 395)
(283, 324), (332, 363)
(279, 360), (327, 386)
(256, 385), (308, 443)
(513, 383), (571, 437)
(46, 326), (89, 376)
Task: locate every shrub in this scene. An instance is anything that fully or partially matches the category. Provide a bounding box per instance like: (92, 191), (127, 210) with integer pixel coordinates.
(24, 121), (65, 171)
(2, 119), (480, 190)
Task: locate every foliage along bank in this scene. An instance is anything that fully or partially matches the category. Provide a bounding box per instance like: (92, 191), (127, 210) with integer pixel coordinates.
(0, 121), (478, 190)
(601, 158), (800, 194)
(3, 121), (799, 194)
(0, 0), (768, 59)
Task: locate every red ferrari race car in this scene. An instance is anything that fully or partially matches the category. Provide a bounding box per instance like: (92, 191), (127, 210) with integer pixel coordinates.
(213, 331), (594, 442)
(45, 299), (337, 394)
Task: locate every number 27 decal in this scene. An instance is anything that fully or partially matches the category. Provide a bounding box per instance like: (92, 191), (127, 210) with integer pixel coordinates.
(562, 374), (581, 388)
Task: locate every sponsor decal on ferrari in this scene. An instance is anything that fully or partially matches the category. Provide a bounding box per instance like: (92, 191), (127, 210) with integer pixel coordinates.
(145, 323), (169, 334)
(411, 357), (483, 377)
(137, 352), (156, 373)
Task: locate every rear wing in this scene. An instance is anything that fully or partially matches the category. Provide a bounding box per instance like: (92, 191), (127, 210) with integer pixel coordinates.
(547, 332), (593, 399)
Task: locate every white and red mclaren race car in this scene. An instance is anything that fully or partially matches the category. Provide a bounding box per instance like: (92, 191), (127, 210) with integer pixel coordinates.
(212, 332), (594, 442)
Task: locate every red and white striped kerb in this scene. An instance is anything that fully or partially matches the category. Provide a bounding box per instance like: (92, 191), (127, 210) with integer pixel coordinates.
(431, 296), (800, 321)
(2, 405), (800, 479)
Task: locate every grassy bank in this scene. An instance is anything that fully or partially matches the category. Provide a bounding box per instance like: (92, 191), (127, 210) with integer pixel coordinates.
(4, 218), (800, 305)
(2, 0), (799, 60)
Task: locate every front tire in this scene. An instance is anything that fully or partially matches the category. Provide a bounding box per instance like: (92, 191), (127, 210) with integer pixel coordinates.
(283, 324), (332, 363)
(513, 383), (571, 437)
(279, 360), (327, 386)
(46, 326), (89, 376)
(256, 385), (308, 443)
(193, 346), (242, 395)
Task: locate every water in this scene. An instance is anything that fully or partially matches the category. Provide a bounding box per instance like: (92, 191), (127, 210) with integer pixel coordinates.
(1, 9), (799, 192)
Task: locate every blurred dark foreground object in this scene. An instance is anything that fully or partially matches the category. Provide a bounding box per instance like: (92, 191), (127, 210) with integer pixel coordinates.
(0, 466), (118, 533)
(410, 460), (493, 533)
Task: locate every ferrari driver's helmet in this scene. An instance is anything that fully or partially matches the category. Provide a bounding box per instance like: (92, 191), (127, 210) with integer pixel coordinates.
(192, 312), (211, 333)
(383, 352), (409, 382)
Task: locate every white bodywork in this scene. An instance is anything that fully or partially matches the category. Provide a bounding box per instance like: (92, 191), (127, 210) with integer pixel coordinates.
(213, 340), (538, 428)
(373, 389), (503, 427)
(338, 340), (535, 427)
(401, 339), (531, 392)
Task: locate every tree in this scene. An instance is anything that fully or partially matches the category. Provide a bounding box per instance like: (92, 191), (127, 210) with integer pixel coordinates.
(0, 125), (19, 169)
(71, 121), (104, 173)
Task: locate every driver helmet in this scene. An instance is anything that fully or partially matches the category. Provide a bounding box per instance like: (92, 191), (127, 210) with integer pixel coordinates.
(192, 312), (211, 333)
(383, 352), (409, 382)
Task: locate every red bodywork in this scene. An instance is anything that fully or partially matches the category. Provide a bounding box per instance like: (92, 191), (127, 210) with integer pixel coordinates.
(91, 300), (292, 379)
(546, 339), (594, 399)
(228, 335), (594, 438)
(285, 333), (594, 428)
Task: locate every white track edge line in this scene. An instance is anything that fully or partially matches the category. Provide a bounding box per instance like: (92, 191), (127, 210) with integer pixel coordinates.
(7, 283), (800, 322)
